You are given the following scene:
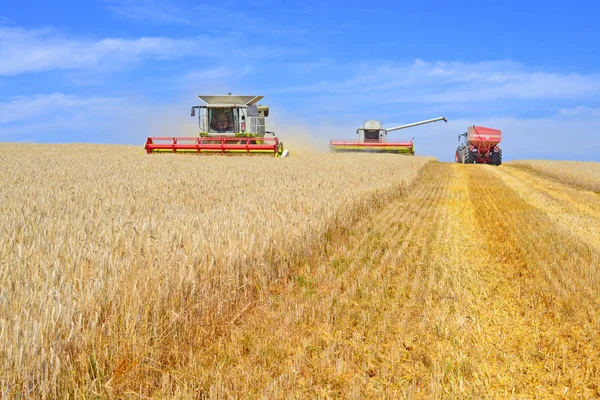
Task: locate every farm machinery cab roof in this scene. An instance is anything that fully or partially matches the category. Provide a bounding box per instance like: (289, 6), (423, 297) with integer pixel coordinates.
(145, 94), (287, 156)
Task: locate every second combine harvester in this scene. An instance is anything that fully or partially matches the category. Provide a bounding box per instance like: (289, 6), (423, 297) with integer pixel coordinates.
(330, 116), (448, 154)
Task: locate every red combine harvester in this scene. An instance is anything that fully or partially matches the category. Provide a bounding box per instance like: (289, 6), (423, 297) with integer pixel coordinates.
(455, 126), (502, 165)
(145, 95), (287, 156)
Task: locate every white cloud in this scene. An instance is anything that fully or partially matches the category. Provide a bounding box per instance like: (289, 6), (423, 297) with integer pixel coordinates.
(0, 27), (202, 75)
(271, 59), (600, 107)
(0, 93), (198, 144)
(558, 105), (600, 118)
(0, 27), (293, 76)
(0, 94), (120, 124)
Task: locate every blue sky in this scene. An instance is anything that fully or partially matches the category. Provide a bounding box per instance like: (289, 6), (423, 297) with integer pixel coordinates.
(1, 0), (599, 161)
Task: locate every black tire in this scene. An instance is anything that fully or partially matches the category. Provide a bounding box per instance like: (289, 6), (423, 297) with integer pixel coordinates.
(491, 149), (502, 166)
(462, 147), (475, 164)
(455, 147), (462, 163)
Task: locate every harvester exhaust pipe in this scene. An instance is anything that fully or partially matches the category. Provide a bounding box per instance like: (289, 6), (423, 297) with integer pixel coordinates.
(385, 116), (448, 133)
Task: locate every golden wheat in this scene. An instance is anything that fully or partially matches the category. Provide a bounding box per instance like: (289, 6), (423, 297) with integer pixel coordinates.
(4, 146), (598, 398)
(0, 143), (431, 397)
(182, 163), (600, 398)
(509, 159), (600, 192)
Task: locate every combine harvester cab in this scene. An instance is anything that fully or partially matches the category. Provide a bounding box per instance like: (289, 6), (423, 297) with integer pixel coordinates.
(455, 126), (502, 165)
(330, 117), (447, 154)
(145, 95), (288, 156)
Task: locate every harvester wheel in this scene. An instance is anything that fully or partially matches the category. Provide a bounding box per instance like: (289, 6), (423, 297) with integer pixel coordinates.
(455, 148), (461, 163)
(491, 149), (502, 166)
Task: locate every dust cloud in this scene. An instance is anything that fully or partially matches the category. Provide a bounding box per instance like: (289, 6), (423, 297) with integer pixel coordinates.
(269, 114), (358, 156)
(146, 104), (199, 138)
(269, 119), (329, 156)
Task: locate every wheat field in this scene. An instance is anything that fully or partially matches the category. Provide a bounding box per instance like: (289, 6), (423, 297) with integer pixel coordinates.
(509, 159), (600, 192)
(0, 144), (432, 398)
(2, 145), (600, 398)
(177, 163), (600, 398)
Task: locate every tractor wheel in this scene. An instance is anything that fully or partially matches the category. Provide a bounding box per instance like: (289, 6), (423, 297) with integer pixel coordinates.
(491, 149), (502, 166)
(455, 147), (462, 163)
(461, 147), (475, 164)
(465, 150), (475, 164)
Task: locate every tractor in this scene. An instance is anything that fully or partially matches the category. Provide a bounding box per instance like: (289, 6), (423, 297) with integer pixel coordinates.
(455, 126), (502, 165)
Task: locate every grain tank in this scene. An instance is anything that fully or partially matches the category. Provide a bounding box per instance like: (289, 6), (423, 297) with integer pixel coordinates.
(455, 126), (502, 165)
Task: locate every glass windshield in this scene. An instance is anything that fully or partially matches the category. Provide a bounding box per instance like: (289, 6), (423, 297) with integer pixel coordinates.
(209, 108), (234, 133)
(364, 130), (380, 142)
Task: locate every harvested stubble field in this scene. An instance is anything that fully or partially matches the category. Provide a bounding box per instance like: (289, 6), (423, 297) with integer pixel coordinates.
(1, 145), (599, 398)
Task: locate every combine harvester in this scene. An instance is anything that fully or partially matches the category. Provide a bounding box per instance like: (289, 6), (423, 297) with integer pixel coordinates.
(455, 125), (502, 165)
(330, 117), (448, 154)
(145, 95), (287, 156)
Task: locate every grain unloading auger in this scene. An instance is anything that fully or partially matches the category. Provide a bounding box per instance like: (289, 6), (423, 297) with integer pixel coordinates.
(145, 95), (288, 156)
(330, 117), (448, 154)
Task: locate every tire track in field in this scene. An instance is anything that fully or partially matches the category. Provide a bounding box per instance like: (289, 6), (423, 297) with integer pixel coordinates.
(492, 165), (600, 252)
(297, 162), (461, 396)
(465, 165), (600, 397)
(174, 163), (600, 398)
(485, 166), (600, 322)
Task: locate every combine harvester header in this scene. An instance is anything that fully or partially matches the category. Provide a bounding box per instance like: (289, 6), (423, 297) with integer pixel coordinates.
(330, 117), (448, 154)
(145, 95), (287, 156)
